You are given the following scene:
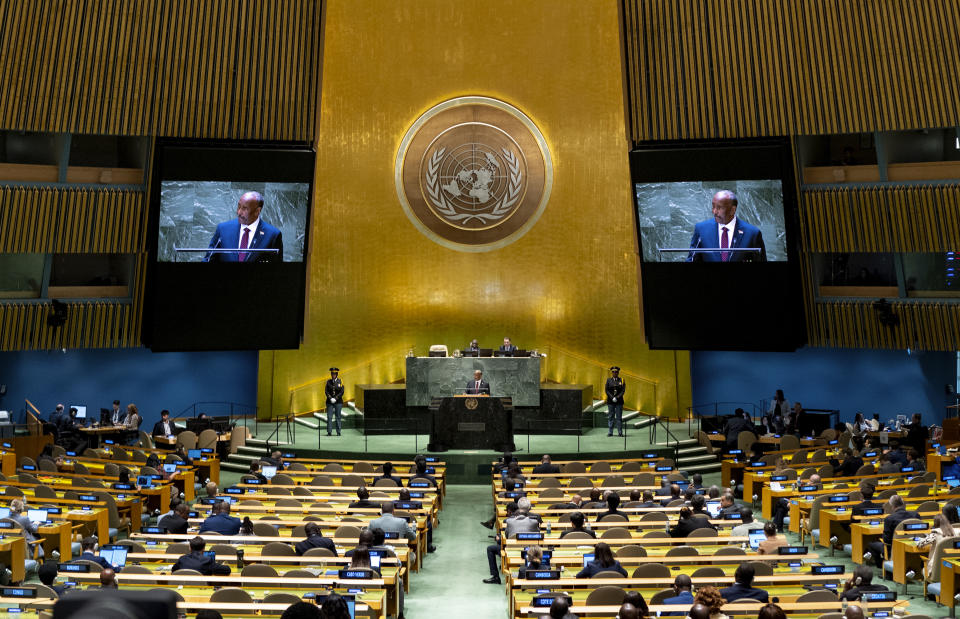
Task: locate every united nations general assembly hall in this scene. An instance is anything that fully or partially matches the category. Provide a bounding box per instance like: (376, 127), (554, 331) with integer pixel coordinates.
(1, 1), (960, 618)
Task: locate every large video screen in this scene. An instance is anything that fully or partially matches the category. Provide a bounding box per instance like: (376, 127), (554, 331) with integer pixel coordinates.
(630, 139), (805, 351)
(635, 180), (786, 262)
(144, 141), (314, 352)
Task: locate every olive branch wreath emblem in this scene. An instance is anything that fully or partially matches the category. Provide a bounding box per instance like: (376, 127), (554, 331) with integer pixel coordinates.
(425, 146), (522, 225)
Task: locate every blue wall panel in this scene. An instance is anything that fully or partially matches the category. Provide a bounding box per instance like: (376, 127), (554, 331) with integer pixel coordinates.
(0, 348), (258, 427)
(691, 348), (955, 425)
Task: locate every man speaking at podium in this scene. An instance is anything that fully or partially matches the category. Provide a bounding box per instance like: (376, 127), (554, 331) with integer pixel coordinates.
(687, 190), (766, 262)
(205, 191), (283, 262)
(466, 369), (490, 395)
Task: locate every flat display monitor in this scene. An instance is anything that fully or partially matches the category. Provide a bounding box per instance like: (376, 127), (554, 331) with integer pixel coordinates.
(145, 140), (315, 351)
(630, 137), (804, 350)
(27, 509), (49, 524)
(72, 406), (87, 419)
(748, 528), (765, 550)
(99, 545), (128, 569)
(705, 501), (722, 518)
(162, 463), (178, 474)
(261, 465), (278, 479)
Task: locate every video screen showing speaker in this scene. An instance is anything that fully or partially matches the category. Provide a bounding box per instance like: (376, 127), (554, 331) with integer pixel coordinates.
(144, 140), (314, 351)
(630, 138), (805, 351)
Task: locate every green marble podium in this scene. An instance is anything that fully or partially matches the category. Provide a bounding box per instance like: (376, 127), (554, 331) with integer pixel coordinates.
(405, 356), (541, 407)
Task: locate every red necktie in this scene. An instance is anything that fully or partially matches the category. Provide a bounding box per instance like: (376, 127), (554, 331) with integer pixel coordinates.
(476, 381), (480, 392)
(720, 226), (729, 262)
(239, 227), (250, 262)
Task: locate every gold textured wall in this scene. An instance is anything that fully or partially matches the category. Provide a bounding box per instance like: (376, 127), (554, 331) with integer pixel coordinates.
(259, 0), (691, 419)
(621, 0), (960, 141)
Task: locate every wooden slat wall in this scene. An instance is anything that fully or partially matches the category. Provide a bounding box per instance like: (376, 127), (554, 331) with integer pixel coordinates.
(0, 187), (145, 253)
(800, 185), (960, 253)
(809, 301), (960, 351)
(0, 0), (322, 351)
(0, 0), (322, 140)
(622, 0), (960, 141)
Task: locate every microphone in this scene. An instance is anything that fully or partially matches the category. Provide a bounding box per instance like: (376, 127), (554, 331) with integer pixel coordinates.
(204, 237), (221, 262)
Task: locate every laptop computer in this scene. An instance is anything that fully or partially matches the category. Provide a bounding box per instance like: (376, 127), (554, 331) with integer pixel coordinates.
(748, 528), (765, 550)
(0, 507), (10, 520)
(582, 552), (595, 567)
(72, 406), (87, 419)
(188, 449), (201, 460)
(705, 501), (722, 518)
(262, 465), (278, 479)
(137, 475), (152, 487)
(27, 509), (49, 524)
(162, 463), (178, 474)
(99, 545), (128, 569)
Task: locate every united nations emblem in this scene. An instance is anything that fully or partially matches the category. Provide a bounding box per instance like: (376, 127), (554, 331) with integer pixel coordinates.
(464, 398), (479, 410)
(396, 96), (553, 251)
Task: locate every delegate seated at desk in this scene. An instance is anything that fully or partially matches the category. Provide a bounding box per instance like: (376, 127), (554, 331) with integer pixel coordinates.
(465, 370), (490, 395)
(498, 337), (518, 356)
(152, 409), (177, 438)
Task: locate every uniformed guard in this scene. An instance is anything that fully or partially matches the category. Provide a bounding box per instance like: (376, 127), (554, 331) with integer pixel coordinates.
(605, 366), (626, 437)
(325, 367), (345, 436)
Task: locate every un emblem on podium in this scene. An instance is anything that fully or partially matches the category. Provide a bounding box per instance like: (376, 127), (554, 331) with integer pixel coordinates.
(464, 398), (479, 410)
(396, 96), (553, 252)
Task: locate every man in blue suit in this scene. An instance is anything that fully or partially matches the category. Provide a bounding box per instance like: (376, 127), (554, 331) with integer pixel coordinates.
(198, 501), (241, 535)
(687, 190), (766, 262)
(205, 191), (283, 262)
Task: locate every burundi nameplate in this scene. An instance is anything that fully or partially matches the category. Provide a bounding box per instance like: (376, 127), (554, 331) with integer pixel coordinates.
(396, 96), (553, 252)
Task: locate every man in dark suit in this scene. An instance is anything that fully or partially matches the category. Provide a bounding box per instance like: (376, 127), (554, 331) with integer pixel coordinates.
(152, 409), (176, 438)
(465, 369), (490, 395)
(851, 484), (882, 513)
(172, 536), (231, 575)
(295, 522), (338, 556)
(205, 191), (283, 263)
(198, 501), (241, 535)
(497, 337), (518, 356)
(865, 494), (919, 568)
(719, 493), (741, 516)
(904, 413), (928, 454)
(325, 367), (344, 436)
(720, 564), (769, 602)
(662, 574), (695, 606)
(722, 408), (754, 451)
(532, 455), (560, 474)
(348, 486), (377, 511)
(596, 492), (629, 522)
(161, 503), (189, 534)
(109, 400), (125, 426)
(74, 536), (121, 572)
(605, 366), (626, 437)
(670, 496), (716, 537)
(38, 562), (67, 596)
(466, 339), (480, 353)
(687, 190), (766, 262)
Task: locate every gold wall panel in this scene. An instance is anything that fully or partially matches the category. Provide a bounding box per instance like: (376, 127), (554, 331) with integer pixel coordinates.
(0, 0), (322, 140)
(801, 185), (960, 254)
(0, 187), (145, 253)
(810, 300), (960, 351)
(622, 0), (960, 141)
(260, 0), (691, 420)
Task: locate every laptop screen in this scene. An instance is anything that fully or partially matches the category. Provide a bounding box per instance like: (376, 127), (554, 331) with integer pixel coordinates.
(72, 406), (86, 418)
(137, 475), (151, 487)
(163, 463), (178, 474)
(99, 545), (128, 569)
(262, 465), (278, 479)
(0, 507), (10, 520)
(582, 552), (595, 567)
(188, 449), (201, 460)
(748, 528), (765, 550)
(705, 501), (722, 518)
(948, 478), (960, 489)
(27, 509), (49, 524)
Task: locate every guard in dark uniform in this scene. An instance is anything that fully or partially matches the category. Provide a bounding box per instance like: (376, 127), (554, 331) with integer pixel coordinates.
(325, 367), (345, 436)
(605, 366), (626, 437)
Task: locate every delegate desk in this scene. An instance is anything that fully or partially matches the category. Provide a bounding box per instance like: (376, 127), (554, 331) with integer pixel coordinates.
(428, 395), (513, 451)
(405, 355), (541, 407)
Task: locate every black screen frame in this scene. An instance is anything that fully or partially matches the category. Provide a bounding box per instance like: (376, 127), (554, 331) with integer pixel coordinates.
(143, 138), (315, 352)
(630, 137), (805, 351)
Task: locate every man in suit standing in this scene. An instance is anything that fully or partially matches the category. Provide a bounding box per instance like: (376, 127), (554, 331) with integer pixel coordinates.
(605, 366), (625, 437)
(172, 536), (231, 575)
(687, 190), (766, 262)
(325, 367), (344, 436)
(152, 409), (176, 438)
(198, 501), (241, 535)
(205, 191), (283, 263)
(498, 337), (518, 356)
(465, 369), (490, 395)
